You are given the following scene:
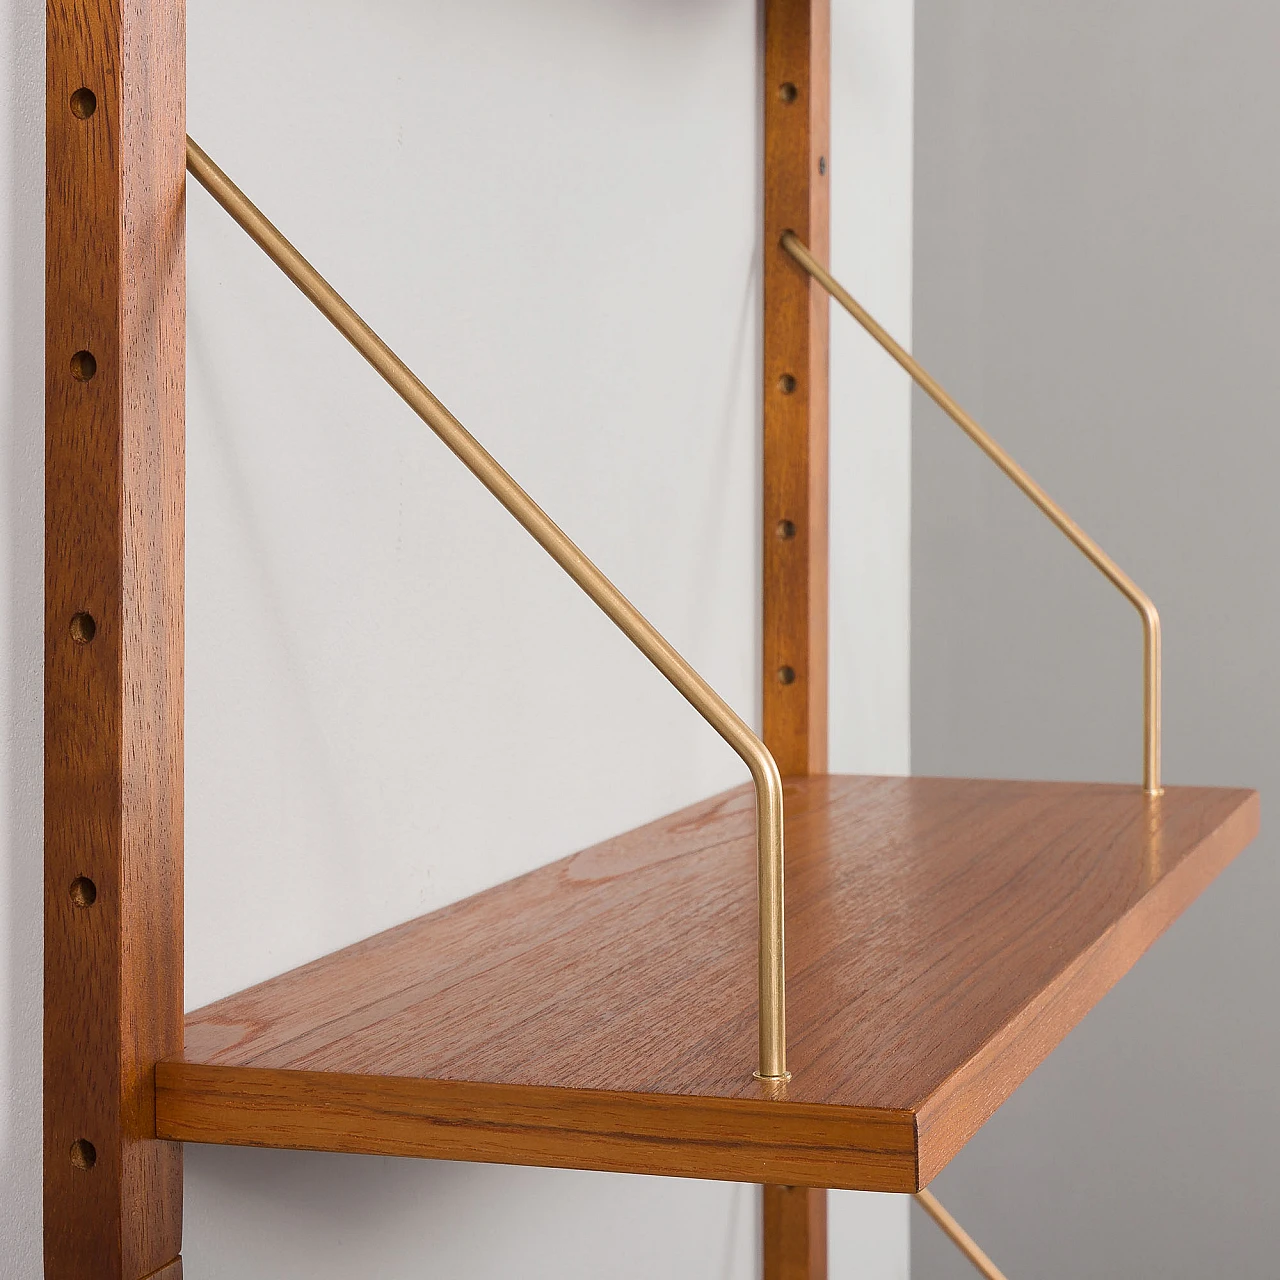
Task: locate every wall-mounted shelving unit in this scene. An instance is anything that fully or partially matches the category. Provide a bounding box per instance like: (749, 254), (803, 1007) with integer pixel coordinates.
(43, 1), (1258, 1278)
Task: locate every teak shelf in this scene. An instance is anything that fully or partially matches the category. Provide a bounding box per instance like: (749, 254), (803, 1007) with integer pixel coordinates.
(157, 777), (1256, 1192)
(44, 0), (1258, 1277)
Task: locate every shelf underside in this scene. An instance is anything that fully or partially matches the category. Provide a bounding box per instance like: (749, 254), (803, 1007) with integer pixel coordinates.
(157, 774), (1257, 1191)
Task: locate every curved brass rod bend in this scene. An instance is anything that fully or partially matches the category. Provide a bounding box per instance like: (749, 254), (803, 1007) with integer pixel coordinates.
(781, 231), (1162, 795)
(186, 136), (789, 1081)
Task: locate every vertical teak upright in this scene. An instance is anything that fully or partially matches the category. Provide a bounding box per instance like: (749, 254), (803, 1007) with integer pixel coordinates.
(763, 0), (830, 779)
(44, 0), (186, 1276)
(763, 0), (830, 1276)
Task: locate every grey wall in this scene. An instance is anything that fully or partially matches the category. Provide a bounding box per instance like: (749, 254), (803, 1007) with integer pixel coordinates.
(911, 3), (1278, 1277)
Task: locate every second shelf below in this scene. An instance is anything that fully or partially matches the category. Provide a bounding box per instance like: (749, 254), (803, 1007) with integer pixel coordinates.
(157, 773), (1257, 1191)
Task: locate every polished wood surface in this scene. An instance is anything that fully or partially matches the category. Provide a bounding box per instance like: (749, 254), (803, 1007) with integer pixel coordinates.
(764, 0), (831, 1256)
(158, 1067), (915, 1190)
(158, 776), (1257, 1189)
(45, 1), (186, 1276)
(763, 0), (830, 777)
(764, 1184), (828, 1280)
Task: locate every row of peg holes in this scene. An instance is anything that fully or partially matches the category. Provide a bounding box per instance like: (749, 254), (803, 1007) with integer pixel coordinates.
(777, 64), (809, 695)
(67, 81), (100, 1176)
(776, 361), (798, 683)
(69, 87), (99, 390)
(778, 471), (797, 690)
(775, 72), (807, 676)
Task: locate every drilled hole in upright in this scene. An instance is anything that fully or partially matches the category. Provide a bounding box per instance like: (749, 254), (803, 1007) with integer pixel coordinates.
(69, 612), (96, 644)
(70, 88), (97, 119)
(70, 1139), (96, 1170)
(70, 350), (97, 382)
(70, 877), (97, 908)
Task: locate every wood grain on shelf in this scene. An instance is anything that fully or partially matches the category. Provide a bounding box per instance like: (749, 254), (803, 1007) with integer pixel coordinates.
(157, 1068), (915, 1191)
(45, 1), (186, 1277)
(157, 776), (1257, 1190)
(763, 0), (830, 777)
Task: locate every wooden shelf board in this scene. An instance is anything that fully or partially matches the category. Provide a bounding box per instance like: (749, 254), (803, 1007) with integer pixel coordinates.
(156, 775), (1257, 1191)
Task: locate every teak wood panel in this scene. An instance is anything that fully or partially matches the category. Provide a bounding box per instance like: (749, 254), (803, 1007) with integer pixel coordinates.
(157, 1067), (917, 1191)
(156, 776), (1257, 1190)
(757, 0), (829, 1259)
(763, 0), (830, 777)
(764, 0), (831, 1263)
(45, 0), (186, 1277)
(764, 1184), (828, 1280)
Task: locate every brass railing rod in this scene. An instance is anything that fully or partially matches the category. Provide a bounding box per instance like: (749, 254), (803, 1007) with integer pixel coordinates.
(914, 1191), (1010, 1280)
(185, 135), (790, 1082)
(781, 232), (1162, 796)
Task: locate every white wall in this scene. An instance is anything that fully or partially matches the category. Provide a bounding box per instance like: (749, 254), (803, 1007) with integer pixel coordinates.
(830, 0), (914, 775)
(0, 0), (43, 1272)
(0, 1), (913, 1275)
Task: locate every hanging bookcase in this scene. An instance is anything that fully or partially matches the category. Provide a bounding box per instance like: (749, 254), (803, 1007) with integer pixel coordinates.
(43, 2), (1257, 1278)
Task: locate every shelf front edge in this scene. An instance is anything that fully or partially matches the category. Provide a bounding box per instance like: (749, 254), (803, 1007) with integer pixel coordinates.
(154, 1064), (919, 1192)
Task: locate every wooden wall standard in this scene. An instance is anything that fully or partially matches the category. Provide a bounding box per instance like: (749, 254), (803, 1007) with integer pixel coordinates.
(763, 0), (830, 778)
(764, 1185), (829, 1280)
(45, 0), (186, 1276)
(763, 0), (830, 1276)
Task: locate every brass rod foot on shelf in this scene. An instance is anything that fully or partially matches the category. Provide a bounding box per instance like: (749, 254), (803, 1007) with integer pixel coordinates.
(915, 1189), (1010, 1280)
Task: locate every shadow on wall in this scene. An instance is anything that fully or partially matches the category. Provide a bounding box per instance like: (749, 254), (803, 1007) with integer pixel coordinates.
(2, 0), (47, 1273)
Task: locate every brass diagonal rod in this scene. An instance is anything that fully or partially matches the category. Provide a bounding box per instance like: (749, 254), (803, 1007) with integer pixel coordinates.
(186, 135), (790, 1082)
(781, 232), (1162, 796)
(914, 1190), (1011, 1280)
